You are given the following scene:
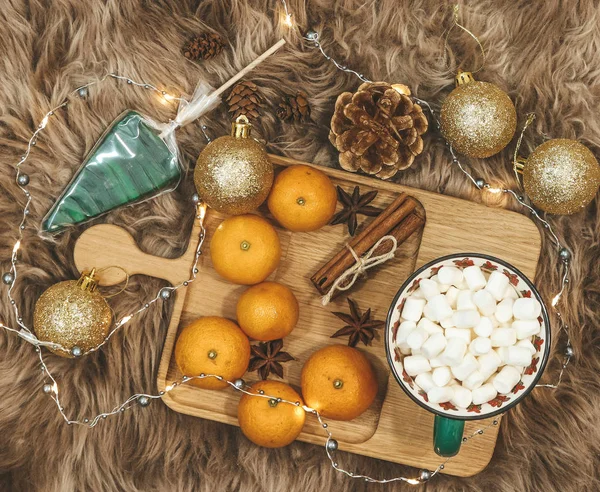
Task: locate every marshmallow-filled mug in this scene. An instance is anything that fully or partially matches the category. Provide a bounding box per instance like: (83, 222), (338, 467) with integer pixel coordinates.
(385, 254), (551, 457)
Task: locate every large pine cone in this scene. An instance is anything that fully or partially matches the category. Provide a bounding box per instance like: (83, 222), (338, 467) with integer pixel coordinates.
(226, 81), (263, 121)
(183, 32), (225, 61)
(329, 82), (428, 179)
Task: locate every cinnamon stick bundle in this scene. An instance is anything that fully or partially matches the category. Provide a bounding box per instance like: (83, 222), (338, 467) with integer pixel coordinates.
(311, 193), (425, 297)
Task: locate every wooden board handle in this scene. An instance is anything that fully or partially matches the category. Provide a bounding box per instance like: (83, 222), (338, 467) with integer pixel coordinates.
(73, 223), (200, 286)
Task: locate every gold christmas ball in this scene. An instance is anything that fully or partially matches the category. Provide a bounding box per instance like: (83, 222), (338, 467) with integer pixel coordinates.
(194, 115), (273, 215)
(33, 270), (112, 358)
(522, 139), (600, 215)
(440, 71), (517, 158)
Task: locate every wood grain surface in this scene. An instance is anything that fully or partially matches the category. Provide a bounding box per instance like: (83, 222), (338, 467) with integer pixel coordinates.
(74, 154), (541, 477)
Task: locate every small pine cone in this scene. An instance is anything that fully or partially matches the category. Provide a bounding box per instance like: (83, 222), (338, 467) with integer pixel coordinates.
(329, 82), (428, 179)
(277, 90), (311, 122)
(183, 32), (225, 61)
(226, 81), (263, 121)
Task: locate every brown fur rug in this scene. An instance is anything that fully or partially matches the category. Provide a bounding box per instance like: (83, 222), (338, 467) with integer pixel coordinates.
(1, 0), (599, 490)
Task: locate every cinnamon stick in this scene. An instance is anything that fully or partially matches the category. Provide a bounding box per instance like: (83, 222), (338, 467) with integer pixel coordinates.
(371, 212), (425, 257)
(312, 193), (408, 286)
(311, 194), (421, 294)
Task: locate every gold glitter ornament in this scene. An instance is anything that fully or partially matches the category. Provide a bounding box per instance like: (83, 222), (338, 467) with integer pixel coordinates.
(33, 269), (112, 358)
(516, 139), (600, 215)
(440, 70), (517, 158)
(194, 115), (273, 215)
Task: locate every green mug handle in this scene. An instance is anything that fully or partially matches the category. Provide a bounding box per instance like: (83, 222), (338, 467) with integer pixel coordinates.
(433, 415), (465, 457)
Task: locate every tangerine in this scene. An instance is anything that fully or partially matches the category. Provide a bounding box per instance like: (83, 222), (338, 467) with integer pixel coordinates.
(174, 316), (250, 390)
(301, 345), (378, 420)
(236, 281), (299, 341)
(267, 164), (337, 232)
(210, 214), (281, 285)
(238, 380), (306, 448)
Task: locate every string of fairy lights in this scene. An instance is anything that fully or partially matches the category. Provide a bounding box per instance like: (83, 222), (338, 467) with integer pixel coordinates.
(0, 2), (576, 486)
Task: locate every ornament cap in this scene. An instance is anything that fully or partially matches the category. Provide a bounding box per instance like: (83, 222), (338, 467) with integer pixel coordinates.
(231, 115), (252, 139)
(455, 69), (475, 86)
(77, 268), (98, 293)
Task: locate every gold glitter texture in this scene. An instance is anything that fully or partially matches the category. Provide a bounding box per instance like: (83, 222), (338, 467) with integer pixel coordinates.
(194, 118), (273, 215)
(523, 139), (600, 215)
(440, 80), (517, 158)
(33, 280), (112, 358)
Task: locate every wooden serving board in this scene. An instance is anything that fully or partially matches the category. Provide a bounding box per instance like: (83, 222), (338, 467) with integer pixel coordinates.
(73, 154), (541, 477)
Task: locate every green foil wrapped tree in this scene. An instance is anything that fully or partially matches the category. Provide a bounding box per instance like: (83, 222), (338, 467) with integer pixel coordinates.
(42, 111), (179, 233)
(40, 40), (285, 234)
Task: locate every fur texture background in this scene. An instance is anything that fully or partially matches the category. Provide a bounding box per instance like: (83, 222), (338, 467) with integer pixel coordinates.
(1, 0), (599, 490)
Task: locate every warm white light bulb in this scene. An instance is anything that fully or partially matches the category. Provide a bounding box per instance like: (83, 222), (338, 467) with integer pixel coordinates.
(284, 13), (293, 26)
(487, 187), (503, 194)
(551, 294), (560, 307)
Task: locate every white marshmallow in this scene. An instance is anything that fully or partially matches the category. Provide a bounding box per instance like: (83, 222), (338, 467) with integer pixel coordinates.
(485, 271), (510, 301)
(427, 386), (454, 404)
(415, 372), (435, 393)
(463, 265), (487, 291)
(432, 366), (452, 387)
(516, 339), (537, 355)
(490, 315), (500, 328)
(494, 347), (509, 366)
(399, 346), (412, 355)
(495, 298), (514, 324)
(474, 316), (494, 337)
(437, 266), (463, 287)
(451, 353), (479, 381)
(418, 278), (440, 300)
(402, 298), (426, 322)
(407, 328), (429, 351)
(410, 288), (425, 299)
(513, 319), (541, 340)
(440, 317), (455, 329)
(445, 286), (459, 309)
(492, 365), (521, 394)
(445, 327), (472, 344)
(421, 332), (447, 359)
(426, 294), (453, 322)
(506, 346), (533, 367)
(412, 348), (423, 355)
(430, 357), (445, 368)
(463, 370), (485, 390)
(472, 290), (496, 316)
(490, 328), (517, 347)
(423, 303), (436, 321)
(472, 383), (497, 405)
(403, 355), (431, 376)
(440, 337), (467, 367)
(478, 350), (502, 379)
(452, 309), (481, 329)
(430, 275), (450, 293)
(395, 321), (417, 349)
(450, 385), (473, 409)
(469, 337), (492, 356)
(513, 297), (542, 320)
(456, 290), (476, 310)
(417, 317), (444, 335)
(503, 285), (519, 299)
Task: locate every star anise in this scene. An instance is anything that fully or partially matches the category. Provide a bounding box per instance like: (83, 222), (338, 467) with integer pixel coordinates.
(248, 339), (295, 380)
(330, 298), (385, 347)
(330, 186), (380, 236)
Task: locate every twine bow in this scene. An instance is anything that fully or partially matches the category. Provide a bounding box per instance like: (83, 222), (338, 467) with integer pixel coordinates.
(321, 235), (398, 306)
